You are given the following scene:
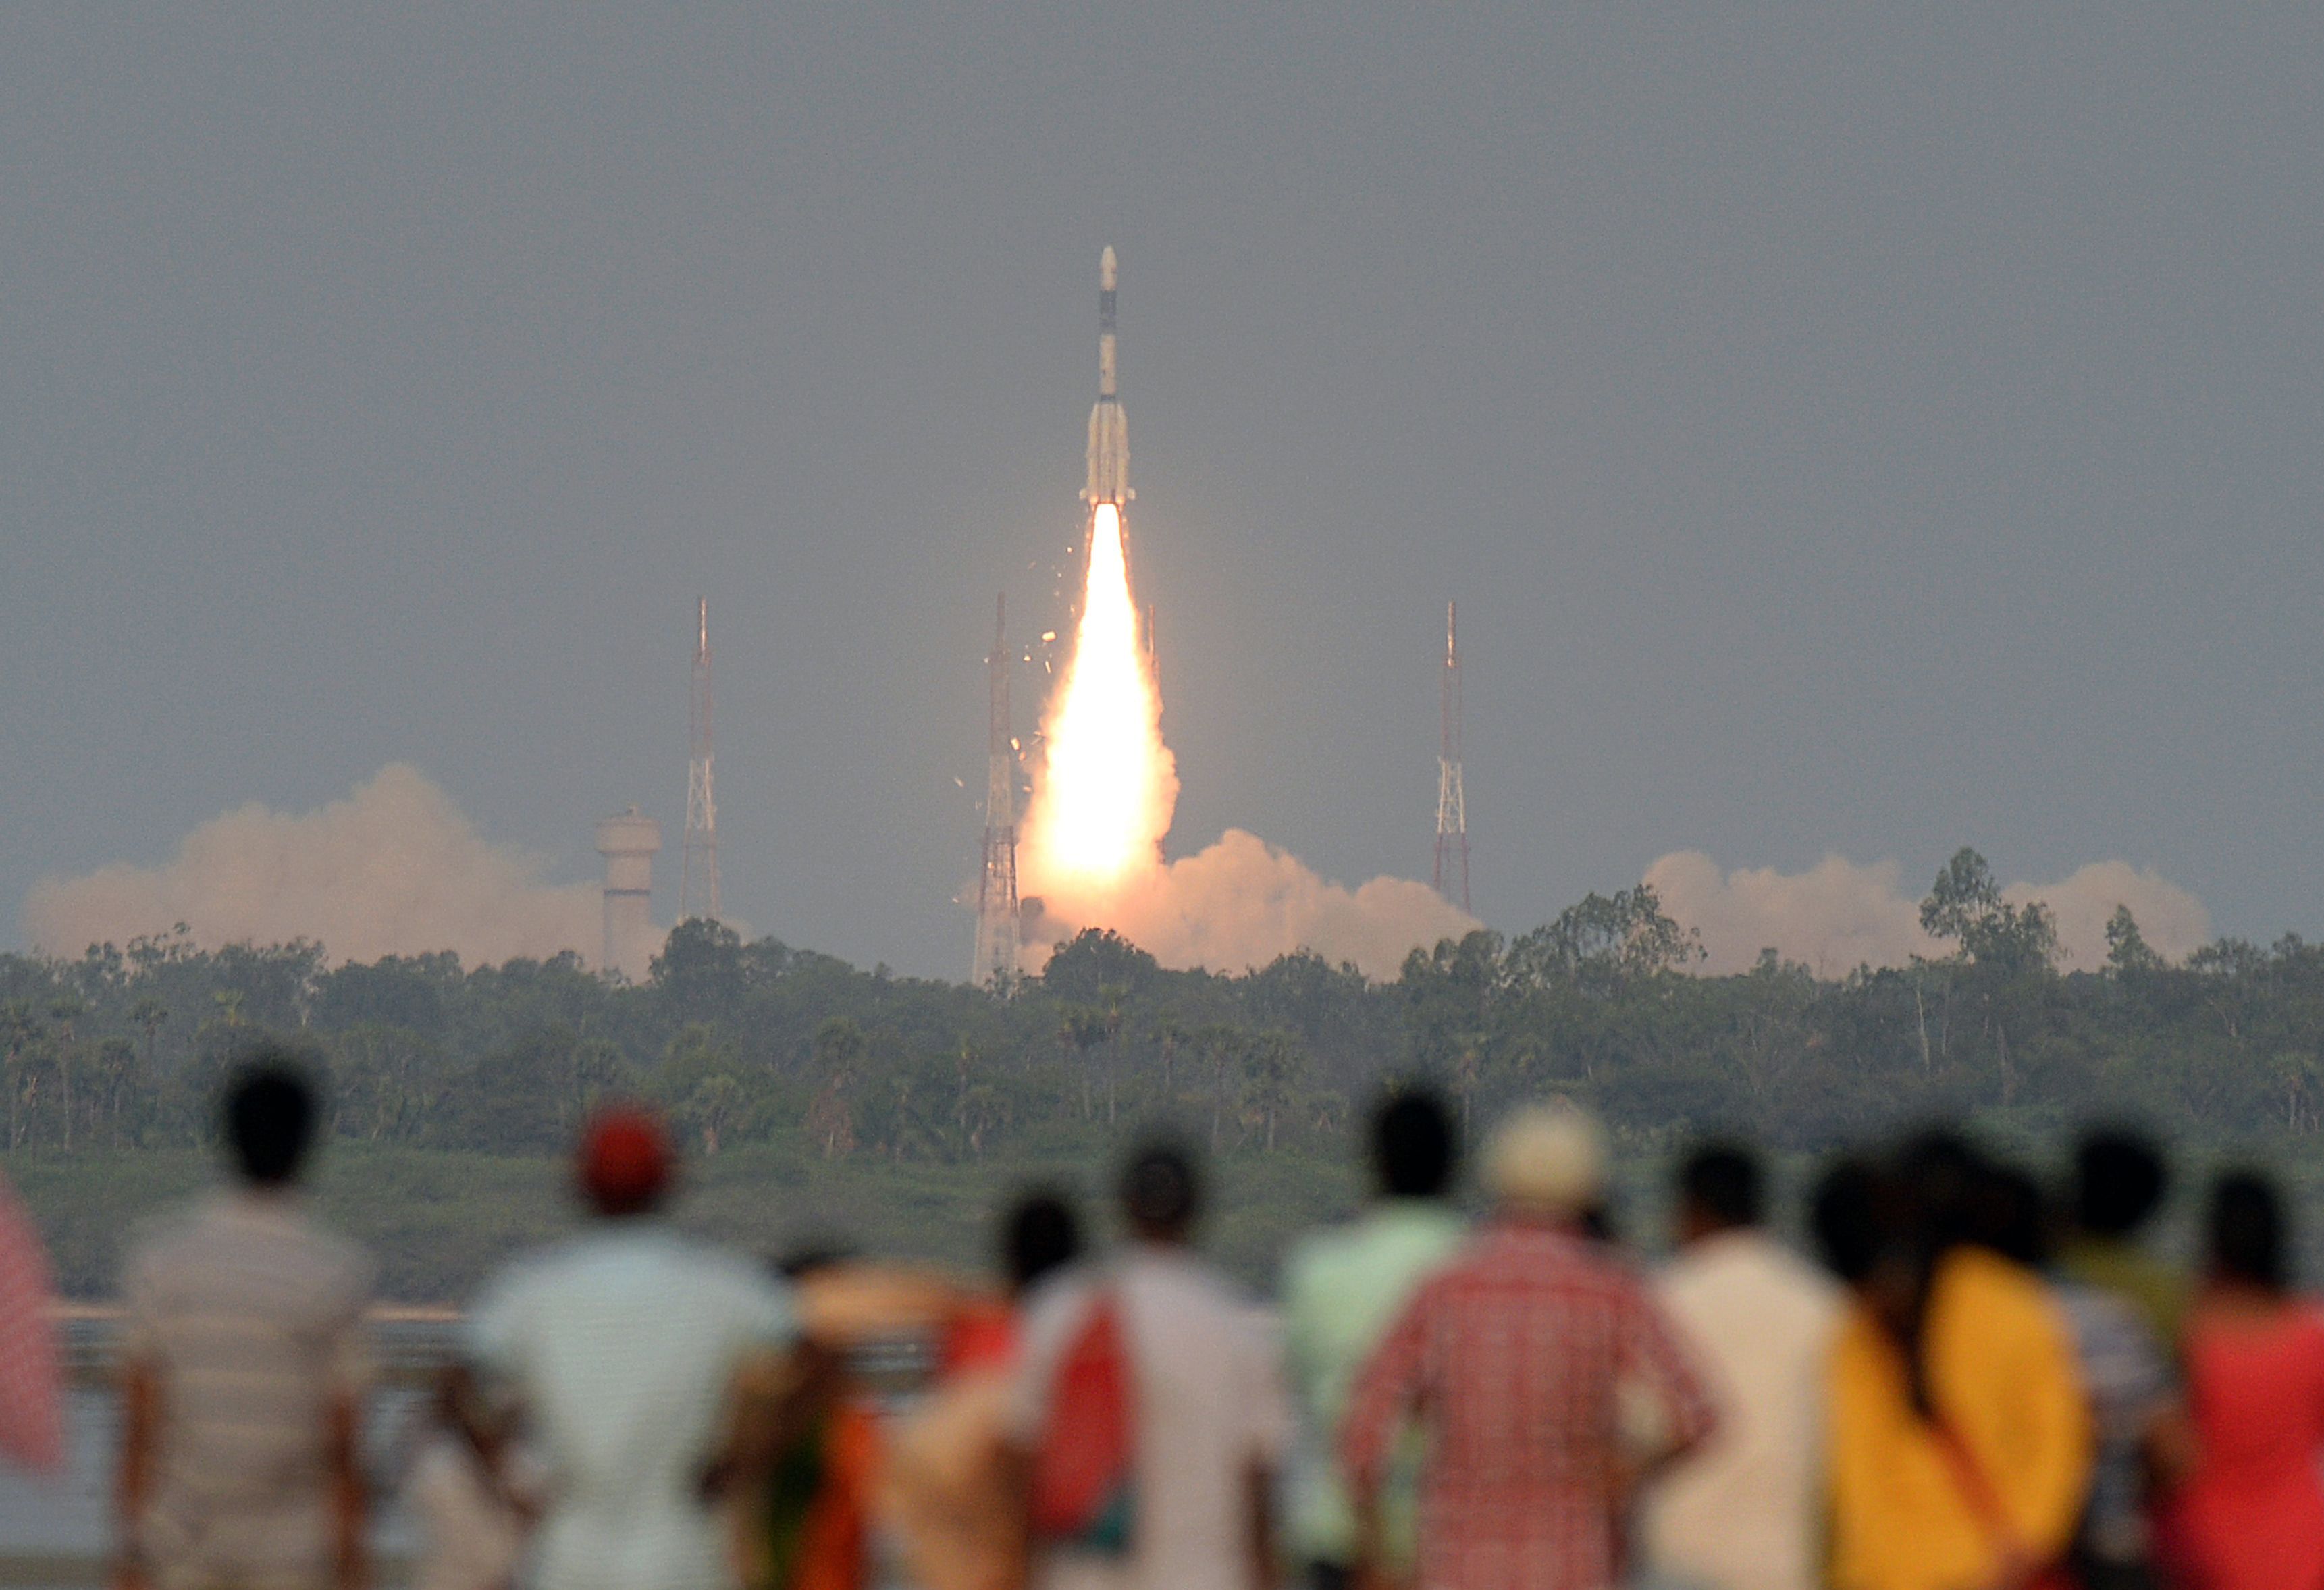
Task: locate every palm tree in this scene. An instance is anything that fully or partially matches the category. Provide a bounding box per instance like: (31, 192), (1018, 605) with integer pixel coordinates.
(132, 998), (168, 1072)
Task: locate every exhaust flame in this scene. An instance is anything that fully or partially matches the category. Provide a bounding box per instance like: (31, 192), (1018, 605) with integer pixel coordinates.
(1011, 501), (1474, 980)
(1022, 504), (1178, 895)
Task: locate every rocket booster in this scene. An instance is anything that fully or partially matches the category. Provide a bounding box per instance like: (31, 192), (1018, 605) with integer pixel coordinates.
(1084, 245), (1130, 508)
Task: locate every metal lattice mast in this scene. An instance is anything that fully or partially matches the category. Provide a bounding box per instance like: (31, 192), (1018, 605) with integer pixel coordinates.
(972, 594), (1020, 986)
(681, 598), (722, 922)
(1434, 600), (1470, 913)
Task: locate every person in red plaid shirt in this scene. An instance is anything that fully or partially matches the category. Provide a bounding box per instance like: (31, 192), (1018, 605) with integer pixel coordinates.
(1340, 1104), (1718, 1590)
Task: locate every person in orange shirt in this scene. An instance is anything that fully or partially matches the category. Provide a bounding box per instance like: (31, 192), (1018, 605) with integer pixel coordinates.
(1816, 1136), (2093, 1590)
(885, 1194), (1084, 1590)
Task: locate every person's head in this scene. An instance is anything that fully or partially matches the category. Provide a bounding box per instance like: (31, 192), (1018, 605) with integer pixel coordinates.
(1119, 1140), (1202, 1244)
(1973, 1161), (2050, 1267)
(2075, 1130), (2169, 1240)
(2207, 1171), (2288, 1293)
(223, 1056), (318, 1188)
(576, 1103), (672, 1218)
(1003, 1190), (1082, 1294)
(1893, 1129), (1989, 1256)
(1483, 1103), (1606, 1224)
(1372, 1089), (1455, 1201)
(777, 1243), (854, 1281)
(1810, 1157), (1886, 1285)
(1676, 1141), (1762, 1244)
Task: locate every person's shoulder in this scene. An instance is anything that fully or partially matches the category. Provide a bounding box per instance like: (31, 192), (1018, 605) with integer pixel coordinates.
(1282, 1219), (1373, 1303)
(287, 1209), (376, 1296)
(119, 1198), (211, 1300)
(1950, 1246), (2072, 1337)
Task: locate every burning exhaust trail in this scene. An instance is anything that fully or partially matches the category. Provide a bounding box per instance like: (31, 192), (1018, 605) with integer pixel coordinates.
(1022, 248), (1178, 899)
(1024, 502), (1176, 891)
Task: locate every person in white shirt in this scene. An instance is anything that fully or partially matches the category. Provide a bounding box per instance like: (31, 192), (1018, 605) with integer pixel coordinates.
(463, 1105), (799, 1590)
(1011, 1142), (1291, 1590)
(1638, 1143), (1839, 1590)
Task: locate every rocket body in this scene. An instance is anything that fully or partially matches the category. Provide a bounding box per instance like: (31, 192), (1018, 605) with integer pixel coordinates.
(1084, 245), (1130, 508)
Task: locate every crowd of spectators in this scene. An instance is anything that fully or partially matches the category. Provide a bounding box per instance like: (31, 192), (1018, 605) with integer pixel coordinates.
(0, 1049), (2308, 1590)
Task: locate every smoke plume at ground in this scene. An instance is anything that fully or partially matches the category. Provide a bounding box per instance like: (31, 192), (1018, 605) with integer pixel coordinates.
(1645, 850), (2212, 976)
(22, 764), (602, 967)
(1023, 828), (1478, 980)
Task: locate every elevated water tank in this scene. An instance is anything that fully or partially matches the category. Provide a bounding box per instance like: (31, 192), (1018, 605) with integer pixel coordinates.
(595, 806), (662, 980)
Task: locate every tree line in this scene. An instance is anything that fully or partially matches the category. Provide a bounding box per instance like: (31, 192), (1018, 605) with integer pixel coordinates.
(1, 848), (2319, 1166)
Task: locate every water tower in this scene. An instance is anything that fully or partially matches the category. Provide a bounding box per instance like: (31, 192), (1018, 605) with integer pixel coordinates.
(594, 806), (662, 980)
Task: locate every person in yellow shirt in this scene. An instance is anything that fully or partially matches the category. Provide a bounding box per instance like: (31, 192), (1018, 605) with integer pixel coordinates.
(1816, 1138), (2094, 1590)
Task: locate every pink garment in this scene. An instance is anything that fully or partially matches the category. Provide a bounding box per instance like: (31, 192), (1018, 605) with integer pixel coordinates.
(2172, 1304), (2324, 1590)
(0, 1174), (63, 1473)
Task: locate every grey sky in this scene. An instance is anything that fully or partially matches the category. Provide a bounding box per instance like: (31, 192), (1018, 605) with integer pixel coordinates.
(4, 5), (2319, 978)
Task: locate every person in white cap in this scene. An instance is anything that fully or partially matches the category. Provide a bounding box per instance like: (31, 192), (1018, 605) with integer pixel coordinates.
(1340, 1104), (1716, 1590)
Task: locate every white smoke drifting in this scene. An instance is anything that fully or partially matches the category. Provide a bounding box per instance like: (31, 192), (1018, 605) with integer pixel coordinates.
(1645, 850), (2211, 976)
(23, 764), (604, 967)
(1025, 828), (1477, 980)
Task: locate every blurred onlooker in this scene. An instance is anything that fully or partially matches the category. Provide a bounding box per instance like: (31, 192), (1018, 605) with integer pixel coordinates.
(1011, 1142), (1290, 1590)
(1280, 1089), (1466, 1590)
(1341, 1104), (1715, 1590)
(2061, 1131), (2186, 1347)
(887, 1192), (1084, 1590)
(0, 1165), (62, 1476)
(2167, 1171), (2324, 1590)
(750, 1247), (881, 1590)
(1639, 1142), (1838, 1590)
(1820, 1134), (2092, 1590)
(404, 1367), (531, 1590)
(1982, 1157), (2179, 1590)
(115, 1057), (375, 1590)
(463, 1104), (799, 1590)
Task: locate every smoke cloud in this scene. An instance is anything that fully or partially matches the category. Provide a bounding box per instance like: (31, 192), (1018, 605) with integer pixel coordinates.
(22, 764), (604, 968)
(1645, 850), (2211, 976)
(1024, 828), (1478, 980)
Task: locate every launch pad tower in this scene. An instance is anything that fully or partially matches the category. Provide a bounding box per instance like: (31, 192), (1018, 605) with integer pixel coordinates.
(972, 595), (1020, 986)
(681, 598), (721, 922)
(1435, 600), (1470, 913)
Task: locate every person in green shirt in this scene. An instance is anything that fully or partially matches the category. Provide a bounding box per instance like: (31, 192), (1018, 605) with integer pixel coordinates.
(1280, 1090), (1467, 1590)
(2059, 1129), (2187, 1348)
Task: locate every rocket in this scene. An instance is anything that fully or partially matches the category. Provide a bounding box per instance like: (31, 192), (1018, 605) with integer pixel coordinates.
(1083, 245), (1130, 509)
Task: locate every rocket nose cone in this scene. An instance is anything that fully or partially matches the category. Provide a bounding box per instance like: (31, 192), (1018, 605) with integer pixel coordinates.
(1100, 246), (1117, 290)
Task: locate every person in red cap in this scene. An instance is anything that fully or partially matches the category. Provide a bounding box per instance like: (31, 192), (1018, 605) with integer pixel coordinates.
(457, 1102), (801, 1590)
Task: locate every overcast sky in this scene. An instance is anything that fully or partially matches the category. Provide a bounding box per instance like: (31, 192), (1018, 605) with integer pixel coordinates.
(4, 5), (2320, 978)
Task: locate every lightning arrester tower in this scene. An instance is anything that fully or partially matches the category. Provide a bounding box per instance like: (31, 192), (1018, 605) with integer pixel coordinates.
(972, 594), (1020, 986)
(681, 597), (722, 922)
(1435, 600), (1471, 913)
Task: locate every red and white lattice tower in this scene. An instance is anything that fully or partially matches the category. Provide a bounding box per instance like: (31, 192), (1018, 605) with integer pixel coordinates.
(680, 598), (722, 922)
(1434, 600), (1470, 913)
(971, 595), (1020, 986)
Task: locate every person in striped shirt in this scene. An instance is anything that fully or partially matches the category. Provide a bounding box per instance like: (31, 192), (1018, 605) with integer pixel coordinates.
(115, 1057), (375, 1590)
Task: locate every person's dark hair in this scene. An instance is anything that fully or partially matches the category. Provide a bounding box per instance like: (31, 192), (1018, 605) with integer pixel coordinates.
(1811, 1158), (1885, 1283)
(776, 1243), (855, 1281)
(2076, 1130), (2169, 1240)
(1372, 1090), (1455, 1199)
(1887, 1130), (2009, 1418)
(1003, 1191), (1082, 1293)
(2208, 1171), (2288, 1292)
(1974, 1162), (2050, 1268)
(1119, 1141), (1202, 1238)
(1679, 1142), (1762, 1231)
(223, 1056), (317, 1186)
